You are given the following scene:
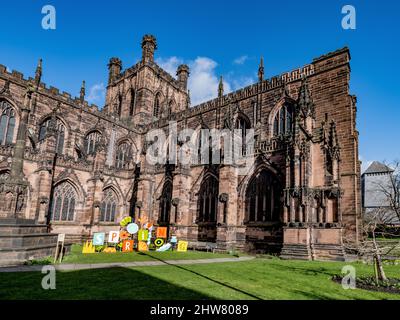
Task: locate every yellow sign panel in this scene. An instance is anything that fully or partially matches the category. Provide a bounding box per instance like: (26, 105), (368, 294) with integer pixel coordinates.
(138, 241), (148, 252)
(82, 241), (95, 254)
(177, 241), (188, 252)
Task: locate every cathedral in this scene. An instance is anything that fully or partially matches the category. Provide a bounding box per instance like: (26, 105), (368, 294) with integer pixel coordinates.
(0, 35), (361, 261)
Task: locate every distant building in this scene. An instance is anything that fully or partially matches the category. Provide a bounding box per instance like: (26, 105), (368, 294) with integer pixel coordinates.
(361, 161), (399, 224)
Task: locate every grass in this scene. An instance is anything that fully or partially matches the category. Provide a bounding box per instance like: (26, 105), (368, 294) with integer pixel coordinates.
(59, 244), (233, 264)
(1, 256), (400, 300)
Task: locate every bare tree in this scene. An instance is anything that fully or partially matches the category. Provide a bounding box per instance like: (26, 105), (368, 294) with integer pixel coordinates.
(345, 160), (400, 282)
(374, 161), (400, 222)
(361, 207), (399, 282)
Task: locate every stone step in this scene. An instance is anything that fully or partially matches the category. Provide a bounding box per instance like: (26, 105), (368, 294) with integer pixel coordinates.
(280, 244), (311, 260)
(0, 243), (58, 265)
(0, 233), (58, 248)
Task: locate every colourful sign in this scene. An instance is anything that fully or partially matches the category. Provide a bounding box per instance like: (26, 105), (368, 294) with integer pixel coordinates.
(108, 231), (120, 243)
(154, 238), (164, 247)
(138, 229), (149, 241)
(119, 230), (130, 240)
(122, 240), (134, 252)
(120, 216), (132, 227)
(103, 247), (117, 253)
(177, 241), (188, 252)
(170, 236), (178, 243)
(156, 227), (167, 238)
(93, 232), (105, 246)
(127, 223), (139, 234)
(138, 241), (148, 252)
(82, 241), (95, 253)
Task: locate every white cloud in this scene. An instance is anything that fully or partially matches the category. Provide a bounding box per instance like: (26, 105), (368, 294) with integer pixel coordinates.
(156, 55), (257, 106)
(156, 56), (183, 78)
(87, 83), (106, 105)
(233, 55), (248, 65)
(188, 57), (232, 106)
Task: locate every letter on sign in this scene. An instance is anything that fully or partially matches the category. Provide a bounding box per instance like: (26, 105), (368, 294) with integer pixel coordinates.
(108, 231), (120, 243)
(122, 240), (134, 252)
(177, 241), (188, 252)
(93, 232), (105, 246)
(156, 227), (167, 238)
(138, 229), (149, 241)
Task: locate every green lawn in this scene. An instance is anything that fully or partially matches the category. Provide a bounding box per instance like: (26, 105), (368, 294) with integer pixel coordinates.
(1, 256), (400, 300)
(59, 244), (233, 264)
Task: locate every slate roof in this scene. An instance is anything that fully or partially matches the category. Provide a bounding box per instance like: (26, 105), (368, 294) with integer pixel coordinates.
(363, 161), (393, 175)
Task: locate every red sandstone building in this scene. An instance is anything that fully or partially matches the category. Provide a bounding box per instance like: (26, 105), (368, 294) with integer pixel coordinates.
(0, 35), (361, 263)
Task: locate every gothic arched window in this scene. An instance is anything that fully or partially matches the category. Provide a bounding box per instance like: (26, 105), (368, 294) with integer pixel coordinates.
(197, 175), (219, 223)
(38, 117), (66, 154)
(273, 104), (294, 136)
(84, 131), (101, 155)
(50, 182), (77, 221)
(100, 188), (117, 222)
(196, 129), (214, 165)
(0, 100), (16, 145)
(158, 180), (172, 225)
(245, 169), (281, 222)
(153, 93), (161, 118)
(235, 115), (251, 156)
(116, 142), (131, 169)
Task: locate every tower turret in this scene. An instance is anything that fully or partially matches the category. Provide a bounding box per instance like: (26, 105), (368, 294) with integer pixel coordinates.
(176, 64), (190, 91)
(107, 57), (122, 84)
(218, 76), (224, 97)
(141, 34), (157, 63)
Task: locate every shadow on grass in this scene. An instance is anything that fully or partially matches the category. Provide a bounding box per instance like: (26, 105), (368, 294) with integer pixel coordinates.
(140, 251), (262, 300)
(0, 267), (212, 300)
(267, 261), (335, 277)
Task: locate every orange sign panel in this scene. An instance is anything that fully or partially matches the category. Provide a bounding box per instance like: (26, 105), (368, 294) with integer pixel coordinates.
(122, 240), (134, 252)
(156, 227), (167, 238)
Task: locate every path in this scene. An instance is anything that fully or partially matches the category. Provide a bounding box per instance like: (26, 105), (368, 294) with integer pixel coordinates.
(0, 256), (255, 273)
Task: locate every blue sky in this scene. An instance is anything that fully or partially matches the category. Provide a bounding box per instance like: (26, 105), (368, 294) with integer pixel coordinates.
(1, 0), (399, 169)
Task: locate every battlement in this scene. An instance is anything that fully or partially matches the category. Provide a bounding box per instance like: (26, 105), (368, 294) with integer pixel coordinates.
(0, 63), (101, 112)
